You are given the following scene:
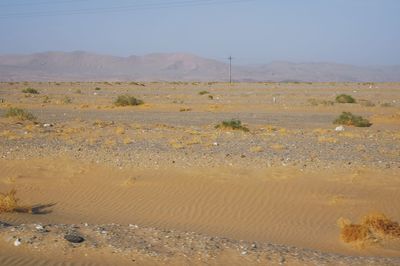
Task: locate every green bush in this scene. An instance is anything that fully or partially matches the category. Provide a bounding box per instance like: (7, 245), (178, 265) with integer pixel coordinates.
(114, 95), (144, 106)
(5, 107), (36, 121)
(335, 94), (356, 103)
(198, 90), (209, 95)
(333, 112), (371, 127)
(215, 119), (249, 132)
(22, 88), (39, 94)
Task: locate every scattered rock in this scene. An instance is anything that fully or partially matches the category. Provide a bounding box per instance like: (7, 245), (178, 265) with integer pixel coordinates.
(0, 223), (398, 265)
(35, 224), (44, 231)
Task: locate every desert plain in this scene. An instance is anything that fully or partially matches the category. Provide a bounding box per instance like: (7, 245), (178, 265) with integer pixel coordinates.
(0, 81), (399, 265)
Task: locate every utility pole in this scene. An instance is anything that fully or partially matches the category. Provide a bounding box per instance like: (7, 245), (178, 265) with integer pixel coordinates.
(228, 56), (232, 83)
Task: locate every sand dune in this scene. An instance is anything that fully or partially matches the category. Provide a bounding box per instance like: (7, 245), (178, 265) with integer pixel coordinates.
(1, 157), (399, 260)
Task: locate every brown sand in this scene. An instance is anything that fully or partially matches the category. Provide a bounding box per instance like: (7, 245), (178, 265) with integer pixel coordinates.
(1, 157), (400, 259)
(1, 81), (400, 265)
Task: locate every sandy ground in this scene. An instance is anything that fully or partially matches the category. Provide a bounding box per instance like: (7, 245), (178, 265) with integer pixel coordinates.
(0, 81), (399, 265)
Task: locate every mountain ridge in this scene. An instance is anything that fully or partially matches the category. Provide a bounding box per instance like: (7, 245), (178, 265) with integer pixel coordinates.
(0, 51), (399, 82)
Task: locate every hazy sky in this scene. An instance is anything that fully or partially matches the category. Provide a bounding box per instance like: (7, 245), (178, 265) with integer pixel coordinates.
(0, 0), (399, 65)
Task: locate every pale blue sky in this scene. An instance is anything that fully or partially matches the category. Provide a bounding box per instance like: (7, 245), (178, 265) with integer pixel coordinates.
(0, 0), (399, 65)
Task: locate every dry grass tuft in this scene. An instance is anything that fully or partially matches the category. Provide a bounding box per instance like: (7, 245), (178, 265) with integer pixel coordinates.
(0, 189), (19, 213)
(270, 144), (285, 151)
(250, 146), (264, 153)
(338, 213), (400, 246)
(115, 126), (125, 135)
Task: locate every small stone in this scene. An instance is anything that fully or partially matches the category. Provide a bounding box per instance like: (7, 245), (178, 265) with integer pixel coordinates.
(35, 224), (44, 231)
(64, 234), (85, 243)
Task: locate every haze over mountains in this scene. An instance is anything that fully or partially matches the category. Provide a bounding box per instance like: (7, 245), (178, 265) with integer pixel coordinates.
(0, 51), (399, 82)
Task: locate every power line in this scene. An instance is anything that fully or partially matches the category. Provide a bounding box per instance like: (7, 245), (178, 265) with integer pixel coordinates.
(0, 0), (257, 19)
(0, 0), (242, 16)
(0, 0), (90, 8)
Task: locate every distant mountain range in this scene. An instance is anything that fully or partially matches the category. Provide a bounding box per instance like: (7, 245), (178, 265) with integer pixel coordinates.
(0, 51), (399, 82)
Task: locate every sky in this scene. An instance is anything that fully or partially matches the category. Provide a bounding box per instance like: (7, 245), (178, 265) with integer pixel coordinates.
(0, 0), (399, 66)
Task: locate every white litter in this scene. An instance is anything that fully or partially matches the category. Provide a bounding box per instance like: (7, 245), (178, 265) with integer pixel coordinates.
(335, 125), (345, 132)
(14, 238), (21, 247)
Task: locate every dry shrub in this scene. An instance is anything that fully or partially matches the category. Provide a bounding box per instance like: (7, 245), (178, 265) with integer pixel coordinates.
(22, 88), (39, 94)
(341, 224), (370, 243)
(336, 94), (356, 103)
(0, 189), (19, 213)
(114, 95), (143, 106)
(334, 112), (372, 127)
(5, 107), (36, 121)
(215, 119), (249, 132)
(362, 213), (400, 238)
(338, 213), (400, 246)
(0, 190), (51, 214)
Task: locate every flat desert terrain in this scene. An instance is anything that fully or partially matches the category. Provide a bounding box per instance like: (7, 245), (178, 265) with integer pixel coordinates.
(0, 81), (399, 265)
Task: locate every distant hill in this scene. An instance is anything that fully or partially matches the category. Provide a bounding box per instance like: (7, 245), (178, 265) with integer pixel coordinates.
(0, 51), (399, 82)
